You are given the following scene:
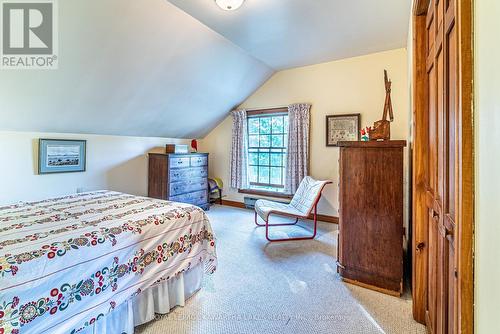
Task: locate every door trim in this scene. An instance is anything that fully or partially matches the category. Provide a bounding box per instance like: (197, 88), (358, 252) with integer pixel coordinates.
(411, 6), (430, 324)
(455, 0), (474, 331)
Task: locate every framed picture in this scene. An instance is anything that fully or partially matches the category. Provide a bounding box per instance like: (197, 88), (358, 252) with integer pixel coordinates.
(38, 139), (87, 174)
(326, 114), (361, 146)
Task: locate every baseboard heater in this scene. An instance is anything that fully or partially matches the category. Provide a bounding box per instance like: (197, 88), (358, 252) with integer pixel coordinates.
(243, 197), (259, 209)
(243, 196), (289, 210)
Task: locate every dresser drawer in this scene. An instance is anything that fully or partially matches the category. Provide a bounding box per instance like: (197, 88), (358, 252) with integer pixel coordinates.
(169, 156), (190, 169)
(169, 178), (208, 196)
(169, 167), (207, 182)
(190, 155), (208, 167)
(170, 190), (208, 206)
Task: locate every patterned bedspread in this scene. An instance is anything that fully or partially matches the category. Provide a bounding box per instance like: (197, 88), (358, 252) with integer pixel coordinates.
(0, 191), (217, 334)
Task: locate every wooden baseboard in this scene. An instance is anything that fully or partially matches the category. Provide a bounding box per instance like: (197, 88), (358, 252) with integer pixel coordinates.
(219, 200), (338, 224)
(315, 214), (339, 224)
(221, 199), (246, 209)
(341, 277), (402, 297)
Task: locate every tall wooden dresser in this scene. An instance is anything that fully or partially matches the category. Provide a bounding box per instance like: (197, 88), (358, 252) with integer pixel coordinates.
(148, 153), (209, 210)
(337, 140), (406, 296)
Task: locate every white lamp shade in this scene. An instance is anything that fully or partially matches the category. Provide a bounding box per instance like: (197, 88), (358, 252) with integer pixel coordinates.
(215, 0), (245, 11)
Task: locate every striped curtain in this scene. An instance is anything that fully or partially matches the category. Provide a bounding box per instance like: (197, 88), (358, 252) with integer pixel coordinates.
(230, 109), (249, 189)
(285, 103), (311, 193)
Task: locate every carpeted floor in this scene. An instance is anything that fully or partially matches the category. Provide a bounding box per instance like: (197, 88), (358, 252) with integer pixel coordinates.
(136, 205), (426, 334)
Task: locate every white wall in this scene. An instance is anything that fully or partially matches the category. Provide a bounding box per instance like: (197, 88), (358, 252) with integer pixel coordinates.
(475, 0), (500, 332)
(201, 48), (409, 219)
(0, 131), (187, 205)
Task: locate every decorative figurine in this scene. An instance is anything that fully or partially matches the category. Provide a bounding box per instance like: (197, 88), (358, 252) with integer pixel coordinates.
(369, 70), (394, 141)
(191, 139), (198, 152)
(360, 126), (371, 141)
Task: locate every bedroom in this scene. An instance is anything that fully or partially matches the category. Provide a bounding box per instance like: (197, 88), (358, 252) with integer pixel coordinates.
(0, 0), (497, 333)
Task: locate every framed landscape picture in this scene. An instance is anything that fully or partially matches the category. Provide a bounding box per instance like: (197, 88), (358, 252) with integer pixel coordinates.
(326, 114), (361, 146)
(38, 139), (86, 174)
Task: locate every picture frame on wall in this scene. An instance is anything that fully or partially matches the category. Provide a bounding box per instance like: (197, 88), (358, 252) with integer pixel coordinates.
(326, 114), (361, 146)
(38, 139), (87, 174)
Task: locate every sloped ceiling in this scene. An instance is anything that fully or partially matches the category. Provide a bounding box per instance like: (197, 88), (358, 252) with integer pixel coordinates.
(0, 0), (273, 138)
(169, 0), (411, 70)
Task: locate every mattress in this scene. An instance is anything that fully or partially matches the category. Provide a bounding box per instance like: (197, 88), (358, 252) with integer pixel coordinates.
(0, 191), (217, 334)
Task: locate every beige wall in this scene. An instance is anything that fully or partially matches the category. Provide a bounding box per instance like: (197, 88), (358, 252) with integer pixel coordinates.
(201, 48), (409, 219)
(475, 0), (500, 332)
(0, 131), (187, 205)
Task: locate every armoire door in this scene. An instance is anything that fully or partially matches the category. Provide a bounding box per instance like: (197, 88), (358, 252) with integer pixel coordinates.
(425, 0), (458, 333)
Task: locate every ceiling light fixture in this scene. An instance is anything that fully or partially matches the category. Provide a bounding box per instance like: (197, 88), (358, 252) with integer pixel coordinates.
(215, 0), (245, 11)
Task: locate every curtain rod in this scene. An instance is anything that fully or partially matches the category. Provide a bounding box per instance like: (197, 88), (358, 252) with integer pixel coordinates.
(230, 105), (289, 113)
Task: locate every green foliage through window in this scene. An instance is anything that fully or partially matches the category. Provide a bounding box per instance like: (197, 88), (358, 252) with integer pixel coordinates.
(247, 113), (288, 190)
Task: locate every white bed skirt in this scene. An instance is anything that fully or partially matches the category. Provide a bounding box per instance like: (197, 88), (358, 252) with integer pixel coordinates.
(78, 264), (204, 334)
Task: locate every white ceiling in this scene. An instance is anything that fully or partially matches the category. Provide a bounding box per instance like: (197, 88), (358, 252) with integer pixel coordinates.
(0, 0), (273, 138)
(168, 0), (412, 70)
(1, 0), (411, 139)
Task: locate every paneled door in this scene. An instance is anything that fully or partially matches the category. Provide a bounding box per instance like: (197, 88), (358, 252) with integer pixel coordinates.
(412, 0), (473, 332)
(425, 0), (459, 332)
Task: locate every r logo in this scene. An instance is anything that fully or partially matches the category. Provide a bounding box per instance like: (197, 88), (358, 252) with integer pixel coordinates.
(2, 2), (53, 55)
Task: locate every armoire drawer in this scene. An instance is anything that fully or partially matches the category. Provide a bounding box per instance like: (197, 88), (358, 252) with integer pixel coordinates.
(169, 156), (191, 169)
(191, 155), (208, 167)
(169, 167), (208, 182)
(169, 178), (208, 196)
(170, 190), (208, 206)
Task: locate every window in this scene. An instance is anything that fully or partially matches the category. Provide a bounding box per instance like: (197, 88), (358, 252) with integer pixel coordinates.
(247, 112), (288, 192)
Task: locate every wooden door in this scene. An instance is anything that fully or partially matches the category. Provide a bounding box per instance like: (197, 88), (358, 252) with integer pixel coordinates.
(412, 0), (473, 332)
(424, 0), (460, 333)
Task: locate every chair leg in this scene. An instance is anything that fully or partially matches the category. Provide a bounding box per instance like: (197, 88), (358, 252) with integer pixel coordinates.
(265, 205), (318, 242)
(255, 211), (299, 227)
(255, 211), (264, 226)
(218, 189), (223, 205)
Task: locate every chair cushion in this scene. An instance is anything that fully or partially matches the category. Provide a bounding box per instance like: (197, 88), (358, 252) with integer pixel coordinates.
(208, 179), (219, 193)
(289, 176), (329, 215)
(254, 199), (305, 221)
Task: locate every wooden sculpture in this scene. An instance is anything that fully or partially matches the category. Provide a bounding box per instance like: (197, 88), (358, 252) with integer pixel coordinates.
(369, 70), (394, 141)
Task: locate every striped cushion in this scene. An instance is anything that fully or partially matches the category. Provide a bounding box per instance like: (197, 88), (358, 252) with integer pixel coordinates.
(254, 177), (329, 221)
(289, 176), (329, 215)
(255, 199), (304, 221)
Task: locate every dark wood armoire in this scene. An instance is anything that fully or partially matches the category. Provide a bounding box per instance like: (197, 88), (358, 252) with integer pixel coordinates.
(337, 140), (406, 296)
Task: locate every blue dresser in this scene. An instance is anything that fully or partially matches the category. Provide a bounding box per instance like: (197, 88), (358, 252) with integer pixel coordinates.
(148, 153), (209, 210)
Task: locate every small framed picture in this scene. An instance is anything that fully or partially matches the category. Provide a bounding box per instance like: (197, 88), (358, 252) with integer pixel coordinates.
(38, 139), (87, 174)
(326, 114), (361, 146)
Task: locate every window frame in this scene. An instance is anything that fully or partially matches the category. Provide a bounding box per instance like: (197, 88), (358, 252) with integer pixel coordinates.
(245, 107), (289, 193)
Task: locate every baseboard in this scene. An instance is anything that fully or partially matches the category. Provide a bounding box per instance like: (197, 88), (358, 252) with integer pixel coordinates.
(315, 214), (339, 224)
(341, 277), (402, 297)
(221, 199), (246, 209)
(219, 200), (339, 224)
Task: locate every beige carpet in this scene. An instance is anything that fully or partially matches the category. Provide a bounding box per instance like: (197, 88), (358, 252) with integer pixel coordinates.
(136, 205), (426, 334)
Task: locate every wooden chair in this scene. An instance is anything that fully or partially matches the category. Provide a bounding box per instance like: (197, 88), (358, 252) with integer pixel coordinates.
(254, 177), (332, 242)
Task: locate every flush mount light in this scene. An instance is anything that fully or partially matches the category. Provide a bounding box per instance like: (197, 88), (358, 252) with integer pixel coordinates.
(215, 0), (245, 11)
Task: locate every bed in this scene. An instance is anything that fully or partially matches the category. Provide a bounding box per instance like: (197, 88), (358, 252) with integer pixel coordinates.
(0, 191), (217, 334)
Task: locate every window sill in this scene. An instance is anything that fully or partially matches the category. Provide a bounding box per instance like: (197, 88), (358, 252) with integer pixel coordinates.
(238, 188), (293, 199)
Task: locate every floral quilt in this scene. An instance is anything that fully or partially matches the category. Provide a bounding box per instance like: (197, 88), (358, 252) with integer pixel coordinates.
(0, 191), (217, 334)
